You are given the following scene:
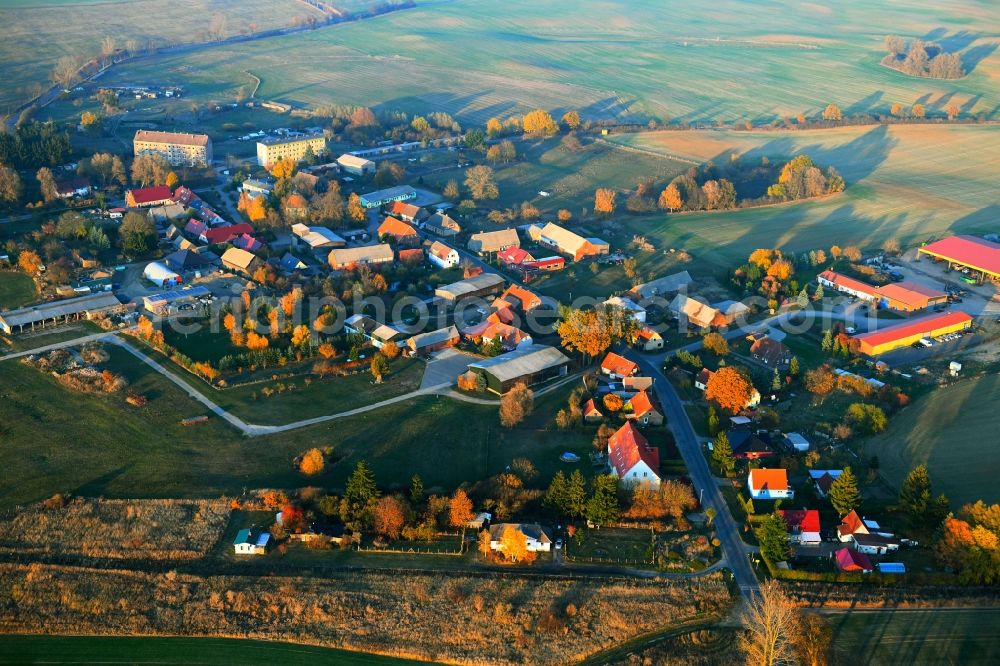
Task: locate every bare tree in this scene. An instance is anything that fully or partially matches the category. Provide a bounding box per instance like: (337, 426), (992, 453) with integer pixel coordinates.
(101, 36), (116, 66)
(738, 580), (798, 666)
(50, 55), (81, 90)
(210, 13), (228, 41)
(125, 39), (139, 56)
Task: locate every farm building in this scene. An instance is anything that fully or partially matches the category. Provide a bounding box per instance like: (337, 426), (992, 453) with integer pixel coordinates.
(233, 529), (271, 556)
(0, 293), (127, 334)
(816, 270), (877, 300)
(875, 282), (948, 313)
(499, 247), (535, 265)
(607, 421), (661, 487)
(468, 228), (520, 255)
(328, 244), (394, 270)
(143, 261), (182, 287)
(371, 324), (406, 348)
(467, 344), (570, 394)
(852, 311), (973, 355)
(386, 200), (428, 223)
(359, 185), (417, 209)
(488, 523), (552, 553)
(256, 134), (326, 167)
(669, 294), (719, 329)
(292, 223), (345, 251)
(336, 153), (375, 175)
(125, 185), (173, 208)
(427, 241), (459, 269)
(533, 222), (609, 262)
(523, 256), (565, 272)
(163, 249), (211, 273)
(917, 235), (1000, 282)
(134, 130), (213, 167)
(406, 325), (460, 355)
(142, 286), (211, 316)
(629, 271), (693, 301)
(435, 273), (505, 303)
(220, 248), (262, 276)
(747, 468), (793, 500)
(712, 300), (751, 325)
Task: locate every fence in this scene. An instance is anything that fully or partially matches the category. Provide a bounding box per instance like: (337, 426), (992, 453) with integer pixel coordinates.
(563, 555), (654, 566)
(357, 545), (463, 556)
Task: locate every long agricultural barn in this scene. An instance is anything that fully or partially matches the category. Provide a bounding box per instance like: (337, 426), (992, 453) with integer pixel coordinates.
(467, 344), (570, 394)
(852, 311), (973, 355)
(917, 235), (1000, 282)
(0, 292), (127, 334)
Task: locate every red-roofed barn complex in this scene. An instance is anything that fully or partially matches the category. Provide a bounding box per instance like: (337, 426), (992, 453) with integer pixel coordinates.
(852, 311), (972, 355)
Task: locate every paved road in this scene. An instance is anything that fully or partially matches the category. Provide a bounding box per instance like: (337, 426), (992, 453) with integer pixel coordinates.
(0, 331), (119, 361)
(628, 350), (760, 600)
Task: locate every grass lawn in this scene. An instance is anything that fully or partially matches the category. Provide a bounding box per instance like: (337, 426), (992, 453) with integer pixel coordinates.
(827, 609), (1000, 665)
(865, 374), (1000, 506)
(568, 527), (654, 564)
(0, 344), (591, 510)
(0, 271), (37, 310)
(0, 635), (422, 665)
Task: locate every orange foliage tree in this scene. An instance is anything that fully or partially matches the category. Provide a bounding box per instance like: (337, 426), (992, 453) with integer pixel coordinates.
(658, 183), (682, 212)
(704, 366), (755, 414)
(602, 393), (624, 412)
(298, 448), (325, 475)
(594, 187), (616, 216)
(449, 489), (475, 528)
(270, 157), (296, 179)
(245, 331), (269, 350)
(374, 496), (406, 539)
(18, 250), (42, 275)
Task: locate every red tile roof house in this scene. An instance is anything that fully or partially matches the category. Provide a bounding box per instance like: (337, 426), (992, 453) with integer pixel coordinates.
(582, 398), (603, 424)
(607, 422), (660, 487)
(126, 185), (173, 208)
(834, 547), (873, 573)
(624, 390), (664, 426)
(202, 223), (255, 245)
(386, 200), (428, 223)
(750, 336), (792, 367)
(601, 351), (639, 380)
(498, 247), (535, 266)
(747, 468), (793, 500)
(694, 368), (714, 391)
(378, 216), (420, 245)
(816, 269), (877, 301)
(778, 509), (821, 545)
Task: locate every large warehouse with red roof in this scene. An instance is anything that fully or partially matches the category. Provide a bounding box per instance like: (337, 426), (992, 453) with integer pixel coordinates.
(852, 311), (973, 355)
(917, 235), (1000, 282)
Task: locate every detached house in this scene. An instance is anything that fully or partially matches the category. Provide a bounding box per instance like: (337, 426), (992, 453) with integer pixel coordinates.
(489, 523), (552, 553)
(625, 390), (664, 426)
(499, 247), (535, 266)
(601, 352), (638, 380)
(834, 547), (873, 573)
(582, 398), (603, 424)
(126, 185), (173, 208)
(221, 247), (262, 276)
(778, 509), (821, 545)
(750, 336), (792, 367)
(427, 241), (459, 269)
(233, 529), (271, 555)
(747, 468), (793, 500)
(386, 200), (428, 224)
(608, 421), (661, 487)
(378, 216), (420, 245)
(636, 327), (664, 351)
(669, 294), (720, 330)
(809, 470), (843, 498)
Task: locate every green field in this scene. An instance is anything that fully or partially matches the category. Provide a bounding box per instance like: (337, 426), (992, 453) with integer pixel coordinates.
(610, 124), (1000, 270)
(0, 343), (595, 509)
(827, 609), (1000, 665)
(0, 271), (36, 310)
(0, 0), (323, 110)
(0, 635), (422, 665)
(867, 374), (1000, 506)
(92, 0), (1000, 124)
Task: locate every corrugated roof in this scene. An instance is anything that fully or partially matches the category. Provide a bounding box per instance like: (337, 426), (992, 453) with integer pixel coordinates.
(408, 325), (458, 349)
(919, 235), (1000, 277)
(468, 228), (519, 253)
(135, 130), (210, 147)
(329, 244), (394, 267)
(0, 292), (123, 328)
(435, 273), (505, 299)
(630, 271), (693, 300)
(875, 281), (946, 308)
(853, 310), (972, 347)
(221, 247), (258, 270)
(468, 344), (569, 383)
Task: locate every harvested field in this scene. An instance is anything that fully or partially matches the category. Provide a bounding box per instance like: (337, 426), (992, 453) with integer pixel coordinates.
(0, 563), (731, 665)
(0, 498), (231, 560)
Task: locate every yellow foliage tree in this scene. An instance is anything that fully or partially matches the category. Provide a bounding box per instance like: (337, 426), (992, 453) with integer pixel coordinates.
(17, 250), (42, 275)
(270, 157), (296, 179)
(298, 448), (325, 475)
(561, 110), (581, 129)
(658, 183), (682, 212)
(246, 195), (268, 222)
(594, 187), (616, 216)
(522, 109), (558, 135)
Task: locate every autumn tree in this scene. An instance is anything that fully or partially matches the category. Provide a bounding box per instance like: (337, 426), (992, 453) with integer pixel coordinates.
(463, 165), (499, 201)
(828, 466), (861, 516)
(602, 393), (624, 413)
(911, 103), (926, 118)
(561, 110), (581, 130)
(594, 187), (616, 216)
(0, 164), (23, 204)
(374, 496), (406, 539)
(298, 448), (325, 475)
(703, 332), (729, 356)
(558, 305), (638, 363)
(36, 167), (58, 203)
(449, 488), (475, 528)
(485, 117), (503, 137)
(130, 154), (171, 187)
(659, 479), (698, 523)
(739, 580), (798, 666)
(557, 208), (572, 222)
(658, 182), (682, 212)
(845, 402), (887, 434)
(120, 211), (155, 256)
(804, 367), (835, 398)
(18, 250), (43, 275)
(499, 524), (534, 562)
(486, 139), (517, 164)
(947, 103), (959, 120)
(704, 366), (756, 414)
(822, 104), (843, 121)
(443, 179), (460, 199)
(793, 614), (831, 666)
(522, 108), (558, 135)
(499, 382), (534, 427)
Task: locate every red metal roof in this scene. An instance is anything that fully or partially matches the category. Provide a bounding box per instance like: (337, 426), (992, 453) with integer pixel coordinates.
(919, 235), (1000, 277)
(499, 247), (534, 264)
(608, 422), (659, 478)
(835, 547), (873, 572)
(779, 509), (821, 533)
(875, 281), (946, 308)
(853, 310), (972, 348)
(128, 185), (173, 205)
(203, 223), (255, 244)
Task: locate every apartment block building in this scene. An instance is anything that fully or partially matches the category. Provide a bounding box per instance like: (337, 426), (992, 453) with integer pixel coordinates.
(256, 134), (327, 167)
(133, 130), (213, 167)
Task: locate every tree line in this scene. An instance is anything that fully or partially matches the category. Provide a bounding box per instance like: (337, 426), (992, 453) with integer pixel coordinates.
(882, 35), (965, 79)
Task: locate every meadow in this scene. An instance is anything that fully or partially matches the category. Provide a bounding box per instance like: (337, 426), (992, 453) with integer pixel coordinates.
(0, 343), (597, 510)
(0, 0), (324, 112)
(0, 271), (36, 310)
(610, 124), (1000, 270)
(92, 0), (1000, 125)
(866, 373), (1000, 506)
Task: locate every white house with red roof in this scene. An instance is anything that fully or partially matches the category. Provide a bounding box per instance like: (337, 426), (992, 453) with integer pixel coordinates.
(427, 241), (459, 269)
(816, 270), (877, 301)
(747, 468), (793, 500)
(601, 351), (638, 380)
(498, 247), (535, 266)
(778, 509), (821, 545)
(607, 422), (660, 487)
